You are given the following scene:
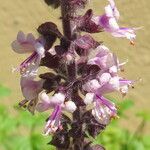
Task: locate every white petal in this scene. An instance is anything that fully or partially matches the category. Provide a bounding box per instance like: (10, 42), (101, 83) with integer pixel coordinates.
(105, 5), (113, 18)
(34, 42), (45, 58)
(50, 93), (65, 105)
(36, 92), (52, 112)
(109, 76), (120, 90)
(83, 79), (101, 92)
(98, 73), (111, 85)
(65, 101), (77, 113)
(108, 18), (119, 31)
(84, 93), (94, 105)
(108, 0), (120, 20)
(39, 92), (50, 103)
(109, 65), (118, 74)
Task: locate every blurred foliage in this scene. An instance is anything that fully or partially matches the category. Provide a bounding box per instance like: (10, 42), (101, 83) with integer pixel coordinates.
(0, 84), (54, 150)
(0, 105), (55, 150)
(0, 85), (150, 150)
(0, 84), (11, 98)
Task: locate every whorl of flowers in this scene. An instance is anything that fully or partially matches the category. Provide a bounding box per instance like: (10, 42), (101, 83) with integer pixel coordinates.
(11, 0), (139, 149)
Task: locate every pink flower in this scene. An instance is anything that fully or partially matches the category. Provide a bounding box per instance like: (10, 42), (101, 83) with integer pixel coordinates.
(98, 0), (137, 43)
(84, 93), (117, 125)
(96, 75), (120, 95)
(36, 92), (77, 134)
(11, 31), (45, 76)
(20, 76), (44, 114)
(83, 72), (134, 96)
(88, 45), (127, 75)
(37, 92), (77, 113)
(88, 45), (118, 72)
(36, 92), (66, 112)
(83, 75), (120, 97)
(98, 76), (134, 96)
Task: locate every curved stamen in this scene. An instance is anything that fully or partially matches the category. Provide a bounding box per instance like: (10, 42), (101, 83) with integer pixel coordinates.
(20, 52), (37, 67)
(96, 94), (116, 114)
(44, 105), (62, 135)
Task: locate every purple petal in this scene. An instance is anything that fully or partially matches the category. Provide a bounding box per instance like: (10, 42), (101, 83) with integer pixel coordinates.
(11, 31), (36, 54)
(20, 76), (43, 100)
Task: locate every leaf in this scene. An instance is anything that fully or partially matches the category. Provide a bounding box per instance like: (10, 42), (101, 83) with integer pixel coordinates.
(37, 22), (62, 50)
(39, 72), (61, 93)
(0, 84), (11, 98)
(49, 130), (70, 149)
(83, 111), (106, 138)
(40, 52), (61, 69)
(37, 22), (62, 38)
(77, 9), (103, 33)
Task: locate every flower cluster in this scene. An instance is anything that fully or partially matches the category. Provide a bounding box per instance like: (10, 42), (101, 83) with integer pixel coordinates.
(11, 0), (139, 149)
(83, 44), (134, 124)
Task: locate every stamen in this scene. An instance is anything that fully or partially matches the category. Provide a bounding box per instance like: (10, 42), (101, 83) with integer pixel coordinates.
(19, 52), (38, 74)
(96, 95), (116, 114)
(44, 105), (62, 135)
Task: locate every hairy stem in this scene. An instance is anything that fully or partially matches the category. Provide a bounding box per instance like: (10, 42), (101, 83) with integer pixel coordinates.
(60, 1), (84, 149)
(61, 0), (76, 81)
(61, 0), (75, 40)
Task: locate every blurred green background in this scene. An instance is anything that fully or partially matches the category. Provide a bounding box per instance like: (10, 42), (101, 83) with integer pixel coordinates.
(0, 0), (150, 149)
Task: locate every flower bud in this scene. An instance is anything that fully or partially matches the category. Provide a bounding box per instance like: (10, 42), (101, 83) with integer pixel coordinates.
(65, 101), (77, 113)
